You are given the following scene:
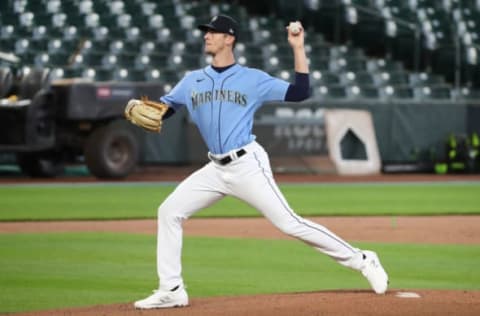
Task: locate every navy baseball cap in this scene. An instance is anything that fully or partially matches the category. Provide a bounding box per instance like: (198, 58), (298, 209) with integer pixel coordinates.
(197, 14), (238, 37)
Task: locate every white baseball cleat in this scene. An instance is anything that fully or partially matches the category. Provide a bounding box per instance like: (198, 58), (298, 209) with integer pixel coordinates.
(360, 250), (389, 294)
(134, 285), (189, 309)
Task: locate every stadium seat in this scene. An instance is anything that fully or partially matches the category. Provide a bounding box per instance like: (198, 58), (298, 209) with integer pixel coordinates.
(113, 68), (146, 82)
(409, 72), (446, 86)
(0, 0), (466, 98)
(456, 87), (480, 100)
(82, 67), (112, 82)
(80, 39), (109, 54)
(374, 70), (410, 86)
(51, 67), (84, 80)
(101, 53), (120, 70)
(0, 38), (15, 52)
(340, 71), (375, 86)
(144, 52), (170, 69)
(0, 24), (16, 39)
(414, 85), (452, 100)
(313, 85), (348, 99)
(347, 85), (381, 100)
(310, 70), (341, 86)
(367, 59), (405, 72)
(330, 45), (365, 59)
(264, 54), (292, 73)
(381, 85), (415, 100)
(274, 69), (295, 81)
(71, 52), (103, 68)
(237, 54), (264, 69)
(110, 40), (139, 54)
(168, 53), (200, 71)
(308, 55), (330, 71)
(48, 38), (78, 54)
(331, 57), (367, 72)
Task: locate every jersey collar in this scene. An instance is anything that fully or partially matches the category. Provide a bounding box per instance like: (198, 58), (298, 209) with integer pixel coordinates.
(204, 63), (241, 78)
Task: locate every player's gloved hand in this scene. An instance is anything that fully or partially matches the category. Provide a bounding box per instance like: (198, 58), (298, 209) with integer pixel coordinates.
(124, 96), (169, 132)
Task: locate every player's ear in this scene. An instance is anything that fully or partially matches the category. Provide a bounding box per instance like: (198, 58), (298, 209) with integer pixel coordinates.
(225, 34), (235, 47)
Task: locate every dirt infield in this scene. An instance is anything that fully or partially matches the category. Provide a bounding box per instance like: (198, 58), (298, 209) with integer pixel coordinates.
(11, 290), (480, 316)
(2, 216), (480, 245)
(2, 170), (480, 316)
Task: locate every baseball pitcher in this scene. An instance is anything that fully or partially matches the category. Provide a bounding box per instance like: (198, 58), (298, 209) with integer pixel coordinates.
(127, 14), (388, 309)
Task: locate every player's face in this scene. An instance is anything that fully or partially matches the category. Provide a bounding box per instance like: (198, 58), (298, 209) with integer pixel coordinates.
(203, 31), (233, 56)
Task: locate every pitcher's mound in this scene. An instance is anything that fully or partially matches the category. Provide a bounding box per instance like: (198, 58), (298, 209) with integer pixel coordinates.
(15, 289), (480, 316)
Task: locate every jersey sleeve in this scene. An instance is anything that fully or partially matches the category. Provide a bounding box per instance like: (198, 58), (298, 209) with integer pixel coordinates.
(256, 70), (290, 102)
(159, 75), (189, 111)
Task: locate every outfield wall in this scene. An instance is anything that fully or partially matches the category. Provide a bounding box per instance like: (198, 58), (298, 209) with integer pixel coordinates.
(142, 99), (479, 168)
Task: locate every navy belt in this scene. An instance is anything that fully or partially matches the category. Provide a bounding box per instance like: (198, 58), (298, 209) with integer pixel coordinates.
(211, 149), (246, 165)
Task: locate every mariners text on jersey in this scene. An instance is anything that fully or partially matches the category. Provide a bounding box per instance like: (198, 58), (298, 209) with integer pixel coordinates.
(191, 89), (248, 108)
(160, 64), (289, 154)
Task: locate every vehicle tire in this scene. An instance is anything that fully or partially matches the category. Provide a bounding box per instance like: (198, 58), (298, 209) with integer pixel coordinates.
(84, 122), (139, 179)
(16, 151), (64, 178)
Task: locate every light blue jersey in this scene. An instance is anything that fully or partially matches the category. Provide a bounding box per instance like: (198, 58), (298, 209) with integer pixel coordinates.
(161, 64), (289, 154)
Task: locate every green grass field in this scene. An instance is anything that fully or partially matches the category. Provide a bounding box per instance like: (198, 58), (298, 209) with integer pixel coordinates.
(0, 182), (479, 220)
(0, 182), (479, 313)
(0, 233), (479, 313)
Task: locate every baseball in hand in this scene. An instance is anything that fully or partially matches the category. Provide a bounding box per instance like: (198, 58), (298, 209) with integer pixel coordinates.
(289, 22), (301, 35)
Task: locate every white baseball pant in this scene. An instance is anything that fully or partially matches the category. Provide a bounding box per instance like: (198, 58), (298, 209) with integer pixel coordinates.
(156, 141), (364, 290)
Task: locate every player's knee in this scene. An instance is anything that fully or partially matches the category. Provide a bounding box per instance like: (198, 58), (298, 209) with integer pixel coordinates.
(157, 203), (179, 223)
(274, 220), (303, 237)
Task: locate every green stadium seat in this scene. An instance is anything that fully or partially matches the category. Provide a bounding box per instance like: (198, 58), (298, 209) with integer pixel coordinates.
(409, 72), (446, 86)
(264, 54), (293, 73)
(310, 70), (341, 86)
(305, 42), (330, 58)
(340, 71), (375, 86)
(347, 85), (381, 100)
(82, 67), (113, 82)
(313, 85), (348, 99)
(234, 43), (262, 60)
(367, 59), (405, 72)
(330, 45), (365, 59)
(80, 39), (109, 54)
(14, 38), (31, 55)
(133, 54), (151, 70)
(308, 55), (330, 71)
(457, 87), (480, 100)
(113, 68), (145, 82)
(382, 85), (415, 99)
(52, 67), (84, 80)
(332, 57), (367, 72)
(71, 52), (103, 68)
(274, 69), (295, 81)
(414, 85), (452, 100)
(167, 53), (199, 71)
(101, 53), (120, 70)
(0, 38), (15, 52)
(374, 70), (410, 86)
(0, 25), (16, 39)
(47, 51), (71, 67)
(145, 52), (170, 69)
(114, 53), (138, 69)
(237, 54), (264, 69)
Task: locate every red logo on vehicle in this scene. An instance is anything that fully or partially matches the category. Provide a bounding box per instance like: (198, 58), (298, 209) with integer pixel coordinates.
(97, 87), (111, 98)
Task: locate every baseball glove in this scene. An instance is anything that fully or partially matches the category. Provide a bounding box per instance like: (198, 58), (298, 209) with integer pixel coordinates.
(124, 96), (169, 132)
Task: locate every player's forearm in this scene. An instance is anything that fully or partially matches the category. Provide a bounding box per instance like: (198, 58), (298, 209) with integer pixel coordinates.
(293, 46), (309, 74)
